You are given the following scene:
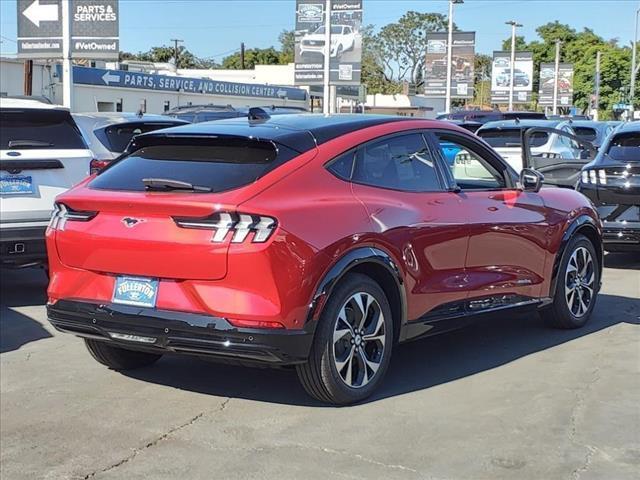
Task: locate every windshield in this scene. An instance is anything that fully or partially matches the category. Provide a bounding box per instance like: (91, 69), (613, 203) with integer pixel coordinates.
(89, 137), (297, 193)
(313, 26), (342, 34)
(0, 109), (86, 150)
(606, 132), (640, 162)
(478, 128), (549, 148)
(573, 127), (598, 142)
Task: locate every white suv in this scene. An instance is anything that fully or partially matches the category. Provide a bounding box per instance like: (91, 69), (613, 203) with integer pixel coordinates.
(299, 25), (356, 58)
(0, 98), (92, 268)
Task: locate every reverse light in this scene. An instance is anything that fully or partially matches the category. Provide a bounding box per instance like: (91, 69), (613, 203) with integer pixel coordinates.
(173, 212), (277, 244)
(49, 203), (98, 231)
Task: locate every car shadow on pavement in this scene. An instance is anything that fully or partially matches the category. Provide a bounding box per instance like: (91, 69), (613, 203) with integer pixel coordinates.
(0, 268), (52, 354)
(123, 291), (639, 407)
(604, 252), (640, 270)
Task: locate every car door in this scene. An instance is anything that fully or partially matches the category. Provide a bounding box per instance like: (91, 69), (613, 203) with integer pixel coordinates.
(523, 126), (597, 187)
(349, 132), (469, 321)
(429, 130), (550, 303)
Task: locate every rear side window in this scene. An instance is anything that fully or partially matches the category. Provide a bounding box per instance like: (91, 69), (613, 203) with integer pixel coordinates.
(89, 137), (298, 193)
(353, 133), (442, 192)
(0, 109), (86, 149)
(96, 122), (185, 153)
(606, 132), (640, 162)
(573, 127), (597, 142)
(327, 150), (355, 180)
(479, 128), (548, 148)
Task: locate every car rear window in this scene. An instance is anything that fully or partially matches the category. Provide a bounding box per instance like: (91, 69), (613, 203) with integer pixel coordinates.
(573, 127), (598, 142)
(478, 128), (549, 148)
(0, 108), (86, 149)
(89, 137), (298, 193)
(606, 132), (640, 162)
(96, 122), (185, 153)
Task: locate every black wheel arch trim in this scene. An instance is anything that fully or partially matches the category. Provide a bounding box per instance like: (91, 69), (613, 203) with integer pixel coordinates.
(307, 246), (407, 337)
(549, 214), (603, 297)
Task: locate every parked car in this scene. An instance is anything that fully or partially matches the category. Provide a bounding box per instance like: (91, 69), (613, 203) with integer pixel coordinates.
(167, 104), (308, 123)
(299, 25), (356, 58)
(73, 112), (188, 173)
(496, 69), (530, 87)
(0, 98), (92, 268)
(476, 119), (592, 186)
(46, 113), (603, 405)
(577, 121), (639, 252)
(437, 110), (546, 124)
(569, 120), (621, 150)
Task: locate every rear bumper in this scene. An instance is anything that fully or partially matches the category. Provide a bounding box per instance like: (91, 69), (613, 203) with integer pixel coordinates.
(0, 223), (48, 267)
(602, 223), (640, 251)
(47, 300), (315, 365)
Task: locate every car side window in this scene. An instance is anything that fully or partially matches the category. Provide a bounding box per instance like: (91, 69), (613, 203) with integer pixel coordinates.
(434, 133), (506, 190)
(327, 150), (355, 180)
(353, 133), (442, 192)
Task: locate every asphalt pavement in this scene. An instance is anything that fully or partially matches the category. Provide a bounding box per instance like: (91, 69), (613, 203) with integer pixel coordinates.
(1, 254), (639, 480)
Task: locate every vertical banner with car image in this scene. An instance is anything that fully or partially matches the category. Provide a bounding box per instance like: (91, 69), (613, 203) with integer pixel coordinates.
(424, 32), (475, 99)
(294, 0), (362, 85)
(538, 63), (574, 107)
(490, 51), (533, 104)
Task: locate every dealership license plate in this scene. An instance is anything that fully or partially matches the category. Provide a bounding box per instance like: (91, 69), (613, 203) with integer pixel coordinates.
(0, 175), (34, 195)
(112, 276), (158, 308)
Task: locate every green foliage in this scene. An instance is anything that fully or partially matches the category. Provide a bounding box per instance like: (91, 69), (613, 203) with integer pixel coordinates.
(119, 46), (217, 69)
(221, 47), (283, 69)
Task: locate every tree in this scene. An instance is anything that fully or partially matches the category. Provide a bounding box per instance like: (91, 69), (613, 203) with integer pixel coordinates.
(221, 47), (283, 69)
(278, 30), (295, 64)
(374, 11), (451, 83)
(119, 46), (212, 69)
(360, 25), (402, 94)
(473, 53), (492, 106)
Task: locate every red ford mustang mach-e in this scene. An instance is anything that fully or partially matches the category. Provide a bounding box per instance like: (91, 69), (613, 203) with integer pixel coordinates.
(46, 114), (602, 405)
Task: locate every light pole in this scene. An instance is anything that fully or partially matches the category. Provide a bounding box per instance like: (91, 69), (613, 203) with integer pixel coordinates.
(505, 20), (522, 111)
(322, 0), (331, 114)
(553, 40), (562, 115)
(445, 0), (463, 114)
(630, 7), (639, 117)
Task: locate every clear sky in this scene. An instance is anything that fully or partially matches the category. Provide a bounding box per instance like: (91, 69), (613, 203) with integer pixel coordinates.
(1, 0), (638, 58)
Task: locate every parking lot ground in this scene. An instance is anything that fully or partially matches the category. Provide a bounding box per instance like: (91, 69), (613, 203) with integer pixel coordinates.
(1, 254), (639, 480)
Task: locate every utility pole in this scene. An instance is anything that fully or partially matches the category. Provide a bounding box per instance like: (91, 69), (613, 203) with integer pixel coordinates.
(23, 60), (33, 96)
(594, 50), (601, 121)
(505, 20), (522, 111)
(171, 38), (183, 70)
(630, 7), (639, 117)
(322, 0), (331, 114)
(553, 40), (562, 115)
(61, 0), (73, 109)
(240, 42), (245, 70)
(445, 0), (464, 114)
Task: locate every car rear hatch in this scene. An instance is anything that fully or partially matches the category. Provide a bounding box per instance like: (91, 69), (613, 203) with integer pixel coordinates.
(51, 132), (306, 280)
(1, 108), (92, 222)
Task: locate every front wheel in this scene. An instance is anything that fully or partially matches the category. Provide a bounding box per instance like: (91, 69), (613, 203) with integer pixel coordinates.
(297, 273), (393, 405)
(543, 234), (599, 329)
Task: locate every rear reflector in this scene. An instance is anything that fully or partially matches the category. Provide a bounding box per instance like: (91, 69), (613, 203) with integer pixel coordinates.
(108, 332), (157, 344)
(227, 318), (285, 329)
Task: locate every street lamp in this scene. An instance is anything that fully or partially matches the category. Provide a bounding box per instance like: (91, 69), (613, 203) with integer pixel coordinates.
(505, 20), (522, 111)
(445, 0), (464, 114)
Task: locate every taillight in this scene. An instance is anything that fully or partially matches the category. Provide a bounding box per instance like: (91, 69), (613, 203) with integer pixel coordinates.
(173, 212), (277, 244)
(539, 152), (561, 159)
(90, 159), (111, 174)
(49, 203), (98, 231)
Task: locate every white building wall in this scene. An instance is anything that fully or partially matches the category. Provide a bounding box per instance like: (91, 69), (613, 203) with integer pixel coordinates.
(0, 58), (55, 99)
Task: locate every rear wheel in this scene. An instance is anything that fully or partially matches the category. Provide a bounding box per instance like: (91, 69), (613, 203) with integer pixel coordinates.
(84, 339), (162, 370)
(544, 234), (599, 329)
(297, 273), (393, 405)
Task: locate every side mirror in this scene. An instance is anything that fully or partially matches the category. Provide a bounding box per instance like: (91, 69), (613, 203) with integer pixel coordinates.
(519, 168), (544, 192)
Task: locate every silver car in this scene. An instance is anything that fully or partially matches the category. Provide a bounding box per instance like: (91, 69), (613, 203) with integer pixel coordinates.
(73, 112), (188, 173)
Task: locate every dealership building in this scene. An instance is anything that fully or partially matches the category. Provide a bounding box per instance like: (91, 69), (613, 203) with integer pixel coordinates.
(1, 57), (443, 117)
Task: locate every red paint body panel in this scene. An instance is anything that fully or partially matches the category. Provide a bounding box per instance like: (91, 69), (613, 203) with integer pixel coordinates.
(47, 118), (600, 332)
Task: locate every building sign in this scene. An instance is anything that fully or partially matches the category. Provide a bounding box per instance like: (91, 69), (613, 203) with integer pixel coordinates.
(490, 51), (533, 104)
(68, 66), (308, 101)
(17, 0), (63, 57)
(294, 0), (363, 85)
(70, 0), (119, 59)
(538, 63), (574, 107)
(17, 0), (119, 59)
(424, 32), (475, 99)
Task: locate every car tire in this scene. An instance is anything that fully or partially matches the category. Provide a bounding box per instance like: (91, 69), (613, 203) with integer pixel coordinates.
(296, 273), (394, 405)
(544, 234), (599, 329)
(84, 339), (162, 370)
